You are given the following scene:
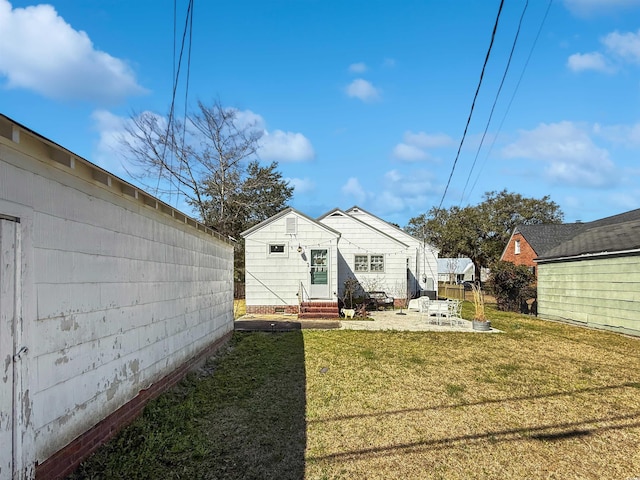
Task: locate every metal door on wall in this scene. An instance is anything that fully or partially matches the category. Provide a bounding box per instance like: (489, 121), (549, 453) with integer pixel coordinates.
(0, 217), (19, 480)
(309, 249), (329, 298)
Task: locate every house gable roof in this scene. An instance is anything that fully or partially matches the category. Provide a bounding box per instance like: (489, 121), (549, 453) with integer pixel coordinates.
(513, 223), (585, 257)
(537, 217), (640, 261)
(317, 208), (409, 248)
(344, 205), (437, 251)
(241, 207), (341, 238)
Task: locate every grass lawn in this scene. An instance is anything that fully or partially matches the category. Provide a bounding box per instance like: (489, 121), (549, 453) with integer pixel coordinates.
(69, 305), (640, 479)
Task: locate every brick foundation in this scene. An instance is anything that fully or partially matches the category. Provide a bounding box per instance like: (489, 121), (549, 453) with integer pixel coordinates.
(246, 304), (300, 315)
(35, 331), (232, 480)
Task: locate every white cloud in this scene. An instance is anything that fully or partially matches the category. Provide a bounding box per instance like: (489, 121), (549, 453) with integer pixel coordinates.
(348, 62), (367, 73)
(286, 177), (315, 194)
(0, 0), (145, 103)
(563, 0), (640, 16)
(594, 122), (640, 147)
(568, 29), (640, 73)
(567, 52), (614, 73)
(345, 78), (381, 102)
(602, 29), (640, 63)
(372, 191), (405, 213)
(392, 143), (429, 161)
(502, 121), (617, 187)
(392, 131), (453, 162)
(91, 109), (136, 174)
(219, 107), (315, 162)
(259, 130), (315, 162)
(341, 177), (367, 204)
(403, 131), (454, 148)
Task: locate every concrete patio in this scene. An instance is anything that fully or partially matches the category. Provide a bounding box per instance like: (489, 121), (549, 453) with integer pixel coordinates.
(235, 308), (500, 333)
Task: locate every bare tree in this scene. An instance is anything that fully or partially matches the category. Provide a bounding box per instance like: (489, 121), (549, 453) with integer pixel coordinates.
(121, 99), (263, 233)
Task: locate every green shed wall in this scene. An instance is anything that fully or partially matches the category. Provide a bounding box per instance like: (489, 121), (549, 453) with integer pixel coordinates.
(537, 255), (640, 336)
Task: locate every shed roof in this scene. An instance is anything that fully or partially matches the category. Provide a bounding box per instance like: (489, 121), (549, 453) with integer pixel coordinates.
(512, 208), (640, 261)
(537, 218), (640, 261)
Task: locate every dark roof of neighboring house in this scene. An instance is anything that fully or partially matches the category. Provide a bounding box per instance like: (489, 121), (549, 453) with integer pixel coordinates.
(515, 223), (585, 257)
(518, 207), (640, 261)
(538, 218), (640, 261)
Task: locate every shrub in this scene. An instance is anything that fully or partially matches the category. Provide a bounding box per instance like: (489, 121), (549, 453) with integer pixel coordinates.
(489, 261), (535, 312)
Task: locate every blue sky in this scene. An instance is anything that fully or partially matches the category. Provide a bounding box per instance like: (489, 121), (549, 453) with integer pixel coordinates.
(2, 0), (640, 227)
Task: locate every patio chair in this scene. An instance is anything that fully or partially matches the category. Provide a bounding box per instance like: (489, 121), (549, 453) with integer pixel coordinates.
(447, 299), (463, 326)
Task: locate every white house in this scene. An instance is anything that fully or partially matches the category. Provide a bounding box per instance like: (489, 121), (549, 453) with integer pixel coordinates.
(0, 114), (234, 479)
(437, 257), (475, 284)
(242, 208), (341, 316)
(241, 206), (438, 317)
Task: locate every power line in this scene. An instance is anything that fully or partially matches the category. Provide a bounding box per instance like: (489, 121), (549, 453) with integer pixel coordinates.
(467, 0), (553, 197)
(155, 0), (194, 199)
(459, 0), (529, 205)
(437, 0), (505, 211)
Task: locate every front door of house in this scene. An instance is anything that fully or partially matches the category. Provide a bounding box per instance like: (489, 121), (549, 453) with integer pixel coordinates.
(0, 217), (18, 479)
(310, 249), (330, 298)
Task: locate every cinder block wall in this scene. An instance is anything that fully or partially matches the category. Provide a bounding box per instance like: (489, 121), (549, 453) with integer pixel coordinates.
(0, 117), (234, 478)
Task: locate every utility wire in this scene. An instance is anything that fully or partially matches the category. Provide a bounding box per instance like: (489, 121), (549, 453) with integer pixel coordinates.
(468, 0), (553, 197)
(459, 0), (529, 205)
(437, 0), (505, 211)
(176, 0), (194, 207)
(156, 0), (194, 197)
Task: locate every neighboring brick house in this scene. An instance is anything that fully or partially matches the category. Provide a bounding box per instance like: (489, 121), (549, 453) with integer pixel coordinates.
(503, 209), (640, 278)
(501, 224), (584, 277)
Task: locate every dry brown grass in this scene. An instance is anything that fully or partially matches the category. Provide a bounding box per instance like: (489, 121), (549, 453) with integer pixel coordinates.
(70, 306), (640, 480)
(303, 312), (640, 479)
(233, 298), (246, 319)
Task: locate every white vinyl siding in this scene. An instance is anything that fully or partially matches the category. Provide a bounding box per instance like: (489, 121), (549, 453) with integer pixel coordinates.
(244, 212), (339, 305)
(320, 213), (405, 296)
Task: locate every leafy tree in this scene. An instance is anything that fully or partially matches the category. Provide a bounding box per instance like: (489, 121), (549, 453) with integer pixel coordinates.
(120, 99), (293, 281)
(405, 190), (563, 280)
(488, 261), (535, 311)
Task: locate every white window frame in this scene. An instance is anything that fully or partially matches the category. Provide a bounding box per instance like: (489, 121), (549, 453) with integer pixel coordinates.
(354, 254), (369, 272)
(267, 243), (288, 257)
(514, 239), (521, 255)
(370, 254), (385, 272)
(354, 254), (385, 273)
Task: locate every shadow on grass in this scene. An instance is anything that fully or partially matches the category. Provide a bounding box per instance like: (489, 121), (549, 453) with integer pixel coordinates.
(307, 412), (640, 461)
(68, 331), (307, 480)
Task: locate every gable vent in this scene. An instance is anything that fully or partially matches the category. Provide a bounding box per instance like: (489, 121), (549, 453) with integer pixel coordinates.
(286, 217), (297, 234)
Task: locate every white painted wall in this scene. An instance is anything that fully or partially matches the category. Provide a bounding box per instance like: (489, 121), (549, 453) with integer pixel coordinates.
(0, 117), (234, 475)
(345, 208), (439, 294)
(243, 210), (339, 305)
(319, 212), (409, 298)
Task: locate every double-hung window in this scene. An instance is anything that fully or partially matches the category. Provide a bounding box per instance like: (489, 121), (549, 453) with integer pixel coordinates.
(354, 254), (384, 272)
(354, 255), (369, 272)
